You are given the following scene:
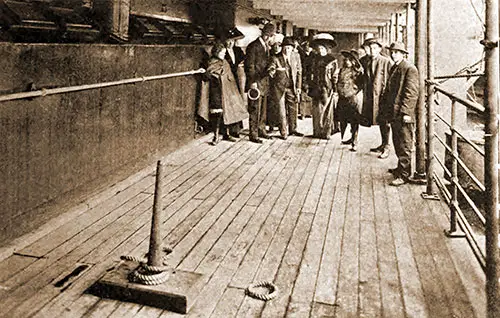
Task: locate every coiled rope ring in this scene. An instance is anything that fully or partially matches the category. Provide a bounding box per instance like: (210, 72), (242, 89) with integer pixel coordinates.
(245, 281), (278, 301)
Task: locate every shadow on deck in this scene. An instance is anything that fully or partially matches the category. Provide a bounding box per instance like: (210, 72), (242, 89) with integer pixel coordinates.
(0, 119), (486, 318)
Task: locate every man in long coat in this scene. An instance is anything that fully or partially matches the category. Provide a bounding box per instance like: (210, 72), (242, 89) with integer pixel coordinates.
(383, 42), (419, 186)
(362, 38), (393, 159)
(244, 23), (276, 143)
(268, 36), (303, 139)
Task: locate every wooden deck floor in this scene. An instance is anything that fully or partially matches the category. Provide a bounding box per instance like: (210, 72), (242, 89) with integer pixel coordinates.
(0, 119), (486, 318)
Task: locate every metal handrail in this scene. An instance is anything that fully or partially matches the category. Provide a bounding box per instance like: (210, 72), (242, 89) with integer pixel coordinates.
(434, 112), (485, 157)
(0, 68), (206, 103)
(434, 85), (485, 114)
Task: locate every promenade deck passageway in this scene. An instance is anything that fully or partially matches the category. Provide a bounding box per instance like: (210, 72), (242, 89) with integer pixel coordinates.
(0, 120), (486, 318)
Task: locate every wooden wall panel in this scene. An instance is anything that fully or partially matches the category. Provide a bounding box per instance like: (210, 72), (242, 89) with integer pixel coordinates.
(0, 43), (205, 245)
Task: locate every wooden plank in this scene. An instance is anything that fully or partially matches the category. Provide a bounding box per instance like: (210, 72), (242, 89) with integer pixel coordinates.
(333, 150), (360, 316)
(280, 140), (337, 317)
(301, 140), (331, 213)
(0, 254), (37, 284)
(84, 299), (119, 318)
(182, 138), (308, 318)
(210, 287), (246, 318)
(383, 173), (430, 318)
(371, 164), (406, 318)
(358, 163), (382, 318)
(260, 213), (314, 318)
(133, 305), (163, 318)
(234, 138), (317, 317)
(313, 144), (348, 306)
(403, 184), (477, 318)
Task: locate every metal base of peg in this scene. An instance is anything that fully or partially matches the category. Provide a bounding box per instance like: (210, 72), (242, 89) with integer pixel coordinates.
(421, 192), (440, 201)
(444, 229), (466, 238)
(90, 260), (204, 314)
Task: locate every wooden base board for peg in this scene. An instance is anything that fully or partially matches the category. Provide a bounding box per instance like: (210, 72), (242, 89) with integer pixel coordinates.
(89, 261), (204, 314)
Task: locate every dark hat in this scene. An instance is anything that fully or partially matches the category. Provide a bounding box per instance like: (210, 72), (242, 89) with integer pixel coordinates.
(311, 33), (337, 48)
(386, 41), (409, 54)
(340, 50), (361, 68)
(261, 23), (276, 36)
(225, 27), (245, 41)
(282, 36), (295, 47)
(363, 37), (383, 47)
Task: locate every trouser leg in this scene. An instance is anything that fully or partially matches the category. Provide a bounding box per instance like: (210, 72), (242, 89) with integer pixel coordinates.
(258, 95), (268, 136)
(248, 97), (261, 139)
(285, 88), (297, 134)
(380, 121), (391, 149)
(391, 120), (414, 178)
(351, 123), (359, 145)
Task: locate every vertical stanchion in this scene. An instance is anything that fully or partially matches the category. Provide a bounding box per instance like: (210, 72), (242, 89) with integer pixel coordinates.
(414, 0), (427, 180)
(445, 100), (464, 237)
(422, 0), (439, 200)
(483, 0), (500, 316)
(149, 160), (165, 267)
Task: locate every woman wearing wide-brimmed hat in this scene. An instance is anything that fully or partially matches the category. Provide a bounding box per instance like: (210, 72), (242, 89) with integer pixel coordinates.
(337, 49), (364, 151)
(307, 33), (339, 139)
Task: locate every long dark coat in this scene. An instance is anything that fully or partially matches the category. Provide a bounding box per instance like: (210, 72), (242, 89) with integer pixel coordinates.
(198, 57), (248, 125)
(336, 65), (364, 124)
(362, 54), (393, 125)
(381, 59), (419, 122)
(244, 38), (270, 93)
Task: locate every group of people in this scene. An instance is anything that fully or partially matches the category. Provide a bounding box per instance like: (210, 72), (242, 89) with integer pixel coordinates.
(198, 23), (419, 186)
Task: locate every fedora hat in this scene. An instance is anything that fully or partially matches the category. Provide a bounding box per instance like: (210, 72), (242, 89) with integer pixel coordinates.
(282, 36), (295, 47)
(311, 33), (337, 48)
(386, 41), (409, 54)
(340, 50), (361, 68)
(363, 37), (383, 48)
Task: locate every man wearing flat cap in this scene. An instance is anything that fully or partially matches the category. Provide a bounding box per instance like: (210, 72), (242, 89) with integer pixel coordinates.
(362, 37), (393, 159)
(244, 23), (276, 143)
(383, 41), (419, 186)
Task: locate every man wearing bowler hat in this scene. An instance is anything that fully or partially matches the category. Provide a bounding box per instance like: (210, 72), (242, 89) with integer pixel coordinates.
(244, 23), (276, 143)
(383, 42), (419, 186)
(361, 37), (393, 159)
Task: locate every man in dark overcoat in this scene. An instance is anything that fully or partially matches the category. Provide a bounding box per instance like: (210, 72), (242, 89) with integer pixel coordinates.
(383, 42), (419, 186)
(361, 38), (393, 159)
(244, 23), (276, 143)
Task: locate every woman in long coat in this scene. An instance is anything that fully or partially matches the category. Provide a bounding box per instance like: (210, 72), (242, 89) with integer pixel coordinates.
(337, 50), (364, 151)
(198, 42), (248, 145)
(308, 34), (338, 139)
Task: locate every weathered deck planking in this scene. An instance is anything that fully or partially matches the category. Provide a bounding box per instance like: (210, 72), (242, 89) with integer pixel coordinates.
(0, 123), (485, 318)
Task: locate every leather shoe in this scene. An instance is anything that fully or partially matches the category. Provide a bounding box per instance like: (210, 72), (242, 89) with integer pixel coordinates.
(378, 149), (390, 159)
(342, 138), (354, 145)
(390, 177), (407, 186)
(223, 135), (237, 142)
(291, 131), (304, 136)
(388, 168), (399, 175)
(249, 137), (263, 144)
(259, 133), (271, 139)
(276, 135), (287, 140)
(370, 145), (384, 152)
(350, 144), (357, 152)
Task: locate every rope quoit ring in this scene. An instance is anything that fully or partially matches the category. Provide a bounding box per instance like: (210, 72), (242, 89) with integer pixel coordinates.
(245, 281), (278, 301)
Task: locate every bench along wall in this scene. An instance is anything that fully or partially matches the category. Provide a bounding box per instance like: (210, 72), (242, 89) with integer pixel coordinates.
(0, 43), (204, 246)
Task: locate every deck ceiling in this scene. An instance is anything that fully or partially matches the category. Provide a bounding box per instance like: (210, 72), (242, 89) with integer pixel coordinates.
(252, 0), (414, 33)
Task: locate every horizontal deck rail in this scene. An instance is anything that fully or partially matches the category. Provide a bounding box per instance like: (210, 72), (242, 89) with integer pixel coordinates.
(0, 68), (206, 103)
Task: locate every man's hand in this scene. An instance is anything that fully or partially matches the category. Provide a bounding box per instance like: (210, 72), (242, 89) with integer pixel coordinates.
(250, 82), (258, 90)
(403, 115), (412, 123)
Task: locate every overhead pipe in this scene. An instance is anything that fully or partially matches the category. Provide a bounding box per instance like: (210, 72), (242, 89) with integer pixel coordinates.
(482, 0), (500, 316)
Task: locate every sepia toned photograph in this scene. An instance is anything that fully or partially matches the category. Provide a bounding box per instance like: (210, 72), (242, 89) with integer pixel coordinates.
(0, 0), (498, 317)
